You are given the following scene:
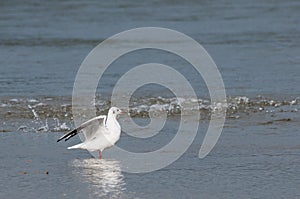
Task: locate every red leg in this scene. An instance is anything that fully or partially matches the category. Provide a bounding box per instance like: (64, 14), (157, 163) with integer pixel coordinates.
(99, 151), (102, 159)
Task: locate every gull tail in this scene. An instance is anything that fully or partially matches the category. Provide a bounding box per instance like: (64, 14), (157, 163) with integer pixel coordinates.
(67, 143), (85, 150)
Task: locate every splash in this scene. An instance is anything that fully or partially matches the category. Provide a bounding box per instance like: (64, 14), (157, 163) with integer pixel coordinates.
(0, 95), (298, 132)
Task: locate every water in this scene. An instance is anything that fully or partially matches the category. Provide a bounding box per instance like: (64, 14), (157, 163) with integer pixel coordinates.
(1, 0), (300, 198)
(1, 0), (299, 97)
(1, 116), (299, 198)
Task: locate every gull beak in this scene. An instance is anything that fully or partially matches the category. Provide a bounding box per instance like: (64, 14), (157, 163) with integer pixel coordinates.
(120, 110), (126, 115)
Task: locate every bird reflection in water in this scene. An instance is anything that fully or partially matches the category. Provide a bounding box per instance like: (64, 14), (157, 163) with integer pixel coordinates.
(71, 158), (126, 198)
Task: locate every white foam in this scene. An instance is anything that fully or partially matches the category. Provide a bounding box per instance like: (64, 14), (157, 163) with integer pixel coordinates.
(9, 98), (19, 102)
(27, 99), (39, 103)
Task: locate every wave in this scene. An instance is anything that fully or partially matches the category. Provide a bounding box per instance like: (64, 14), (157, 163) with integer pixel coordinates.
(1, 95), (298, 118)
(0, 95), (298, 132)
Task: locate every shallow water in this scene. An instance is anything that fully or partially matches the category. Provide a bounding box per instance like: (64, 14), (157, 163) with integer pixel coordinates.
(1, 114), (299, 198)
(1, 0), (300, 198)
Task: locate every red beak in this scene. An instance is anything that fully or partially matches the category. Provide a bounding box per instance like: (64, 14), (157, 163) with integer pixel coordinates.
(120, 110), (126, 114)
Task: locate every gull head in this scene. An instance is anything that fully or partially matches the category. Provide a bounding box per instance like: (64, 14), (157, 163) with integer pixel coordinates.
(109, 107), (126, 117)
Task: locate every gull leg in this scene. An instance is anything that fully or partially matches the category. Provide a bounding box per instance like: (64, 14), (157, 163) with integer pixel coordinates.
(99, 151), (102, 159)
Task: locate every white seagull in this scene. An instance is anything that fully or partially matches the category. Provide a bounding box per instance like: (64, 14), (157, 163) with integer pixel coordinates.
(57, 107), (125, 159)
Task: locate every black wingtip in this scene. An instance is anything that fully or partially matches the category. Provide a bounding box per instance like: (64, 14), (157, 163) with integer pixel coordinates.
(56, 129), (78, 143)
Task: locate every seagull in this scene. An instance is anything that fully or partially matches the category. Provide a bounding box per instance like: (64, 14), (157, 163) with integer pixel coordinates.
(57, 107), (125, 159)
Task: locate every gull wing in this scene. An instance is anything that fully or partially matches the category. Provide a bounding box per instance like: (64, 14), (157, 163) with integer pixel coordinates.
(57, 115), (106, 142)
